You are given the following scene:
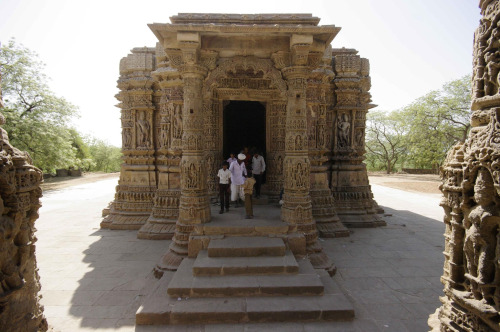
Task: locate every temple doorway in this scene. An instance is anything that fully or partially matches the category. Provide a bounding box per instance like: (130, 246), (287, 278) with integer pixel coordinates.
(223, 100), (266, 160)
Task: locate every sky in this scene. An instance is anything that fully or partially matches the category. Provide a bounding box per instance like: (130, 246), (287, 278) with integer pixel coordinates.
(0, 0), (481, 147)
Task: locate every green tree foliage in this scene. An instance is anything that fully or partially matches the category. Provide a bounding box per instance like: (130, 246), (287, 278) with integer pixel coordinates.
(365, 110), (407, 174)
(365, 74), (471, 172)
(87, 138), (122, 173)
(401, 74), (471, 169)
(1, 39), (122, 174)
(0, 39), (79, 172)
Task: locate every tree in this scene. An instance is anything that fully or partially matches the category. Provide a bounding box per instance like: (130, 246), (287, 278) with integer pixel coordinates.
(0, 39), (79, 173)
(401, 74), (471, 169)
(87, 138), (122, 173)
(365, 110), (407, 174)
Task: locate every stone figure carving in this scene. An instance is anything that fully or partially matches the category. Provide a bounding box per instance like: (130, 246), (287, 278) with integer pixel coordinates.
(429, 3), (500, 330)
(137, 111), (151, 147)
(295, 135), (303, 150)
(159, 124), (170, 148)
(463, 168), (499, 304)
(173, 104), (183, 139)
(356, 128), (365, 147)
(337, 113), (351, 148)
(295, 163), (306, 189)
(317, 125), (325, 148)
(483, 52), (500, 95)
(123, 128), (132, 148)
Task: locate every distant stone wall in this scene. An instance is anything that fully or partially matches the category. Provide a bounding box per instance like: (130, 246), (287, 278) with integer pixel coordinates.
(401, 168), (439, 175)
(0, 73), (47, 330)
(429, 0), (500, 330)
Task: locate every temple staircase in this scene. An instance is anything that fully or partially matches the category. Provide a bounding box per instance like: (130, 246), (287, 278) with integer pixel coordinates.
(136, 216), (354, 325)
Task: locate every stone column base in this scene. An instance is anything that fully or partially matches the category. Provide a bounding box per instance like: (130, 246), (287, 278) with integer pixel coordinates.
(137, 218), (176, 240)
(100, 212), (150, 230)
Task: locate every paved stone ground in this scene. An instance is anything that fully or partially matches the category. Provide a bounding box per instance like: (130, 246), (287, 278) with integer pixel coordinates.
(37, 176), (444, 331)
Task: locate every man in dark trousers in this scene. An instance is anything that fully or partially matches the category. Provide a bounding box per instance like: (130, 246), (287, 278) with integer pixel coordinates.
(251, 151), (266, 199)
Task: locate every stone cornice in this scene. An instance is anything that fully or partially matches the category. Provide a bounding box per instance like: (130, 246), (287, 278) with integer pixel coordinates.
(169, 13), (321, 25)
(149, 23), (340, 45)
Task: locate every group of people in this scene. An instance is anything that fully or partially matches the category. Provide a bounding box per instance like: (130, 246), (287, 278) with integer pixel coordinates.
(217, 147), (266, 219)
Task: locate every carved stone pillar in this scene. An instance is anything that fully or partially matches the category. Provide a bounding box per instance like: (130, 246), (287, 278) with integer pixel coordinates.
(429, 1), (500, 330)
(137, 43), (183, 240)
(331, 49), (385, 228)
(101, 47), (157, 230)
(281, 36), (335, 274)
(138, 43), (182, 240)
(266, 101), (287, 199)
(308, 46), (349, 238)
(155, 35), (211, 274)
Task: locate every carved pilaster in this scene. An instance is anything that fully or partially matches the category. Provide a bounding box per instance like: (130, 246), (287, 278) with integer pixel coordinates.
(156, 38), (211, 273)
(282, 63), (335, 275)
(102, 47), (157, 230)
(331, 48), (385, 228)
(307, 46), (348, 237)
(138, 46), (184, 239)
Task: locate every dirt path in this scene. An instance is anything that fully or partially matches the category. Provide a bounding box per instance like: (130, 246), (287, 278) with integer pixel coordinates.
(368, 172), (441, 194)
(41, 172), (119, 192)
(41, 171), (442, 196)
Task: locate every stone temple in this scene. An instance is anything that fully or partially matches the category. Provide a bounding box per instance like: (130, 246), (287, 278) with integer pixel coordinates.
(101, 13), (386, 324)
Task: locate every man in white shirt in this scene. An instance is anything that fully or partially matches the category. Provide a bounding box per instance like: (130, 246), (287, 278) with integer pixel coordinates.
(229, 153), (247, 207)
(217, 161), (231, 214)
(251, 151), (266, 198)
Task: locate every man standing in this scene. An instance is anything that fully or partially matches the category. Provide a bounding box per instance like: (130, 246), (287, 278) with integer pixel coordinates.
(229, 153), (247, 207)
(217, 161), (231, 214)
(251, 151), (266, 199)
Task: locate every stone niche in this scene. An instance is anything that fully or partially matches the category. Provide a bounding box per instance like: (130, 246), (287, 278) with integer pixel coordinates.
(428, 1), (500, 331)
(102, 13), (384, 242)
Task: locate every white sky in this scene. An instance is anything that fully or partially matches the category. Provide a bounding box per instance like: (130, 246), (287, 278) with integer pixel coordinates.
(0, 0), (480, 147)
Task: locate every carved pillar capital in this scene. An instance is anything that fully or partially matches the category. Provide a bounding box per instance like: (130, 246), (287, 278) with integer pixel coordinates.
(290, 34), (312, 66)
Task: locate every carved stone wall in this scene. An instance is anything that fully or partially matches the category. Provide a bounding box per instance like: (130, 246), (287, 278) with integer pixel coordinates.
(101, 47), (157, 231)
(137, 43), (182, 240)
(104, 14), (383, 249)
(0, 80), (47, 330)
(330, 48), (385, 228)
(429, 1), (500, 330)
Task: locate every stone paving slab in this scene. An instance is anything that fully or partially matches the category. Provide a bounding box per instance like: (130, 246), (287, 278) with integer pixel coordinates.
(36, 177), (446, 331)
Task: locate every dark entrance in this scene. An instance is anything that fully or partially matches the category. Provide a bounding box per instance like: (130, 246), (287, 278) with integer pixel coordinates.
(223, 101), (266, 159)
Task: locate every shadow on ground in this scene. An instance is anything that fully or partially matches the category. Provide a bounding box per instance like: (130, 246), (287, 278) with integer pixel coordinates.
(36, 180), (445, 332)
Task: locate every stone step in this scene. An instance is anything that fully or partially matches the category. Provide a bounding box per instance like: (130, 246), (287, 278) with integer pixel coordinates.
(195, 218), (290, 237)
(136, 269), (354, 325)
(167, 258), (323, 297)
(192, 250), (299, 276)
(207, 236), (286, 257)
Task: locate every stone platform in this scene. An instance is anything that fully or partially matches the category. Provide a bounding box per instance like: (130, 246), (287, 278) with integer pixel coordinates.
(137, 235), (354, 325)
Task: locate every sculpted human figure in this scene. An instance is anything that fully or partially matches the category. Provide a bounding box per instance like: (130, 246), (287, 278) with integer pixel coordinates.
(338, 113), (351, 148)
(485, 23), (500, 54)
(463, 168), (500, 303)
(159, 124), (170, 148)
(123, 128), (132, 148)
(356, 129), (364, 147)
(137, 111), (150, 147)
(173, 105), (183, 139)
(483, 52), (500, 95)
